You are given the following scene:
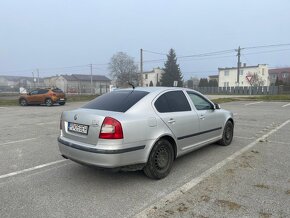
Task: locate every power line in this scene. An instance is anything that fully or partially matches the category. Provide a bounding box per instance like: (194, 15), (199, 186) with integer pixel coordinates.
(243, 43), (290, 50)
(243, 48), (290, 56)
(142, 49), (167, 56)
(2, 43), (290, 76)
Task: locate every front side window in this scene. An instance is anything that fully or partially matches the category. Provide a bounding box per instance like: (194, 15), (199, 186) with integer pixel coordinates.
(187, 92), (213, 110)
(154, 91), (191, 113)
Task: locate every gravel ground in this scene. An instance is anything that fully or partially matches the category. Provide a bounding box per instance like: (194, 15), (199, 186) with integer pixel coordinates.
(143, 122), (290, 218)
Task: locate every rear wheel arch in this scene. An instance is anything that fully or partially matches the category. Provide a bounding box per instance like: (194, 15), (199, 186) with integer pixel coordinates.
(149, 135), (177, 160)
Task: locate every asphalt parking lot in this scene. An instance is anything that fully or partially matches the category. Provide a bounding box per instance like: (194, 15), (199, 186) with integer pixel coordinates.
(0, 100), (290, 218)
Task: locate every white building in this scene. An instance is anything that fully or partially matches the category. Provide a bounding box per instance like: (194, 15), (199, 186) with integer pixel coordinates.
(218, 64), (269, 87)
(142, 68), (165, 87)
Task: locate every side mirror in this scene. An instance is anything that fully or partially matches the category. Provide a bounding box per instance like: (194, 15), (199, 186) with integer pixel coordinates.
(214, 103), (221, 110)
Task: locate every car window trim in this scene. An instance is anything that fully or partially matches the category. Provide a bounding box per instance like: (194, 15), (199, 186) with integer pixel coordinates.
(186, 91), (215, 111)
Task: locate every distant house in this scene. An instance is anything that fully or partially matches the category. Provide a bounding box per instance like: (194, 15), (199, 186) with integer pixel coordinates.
(142, 68), (165, 87)
(44, 74), (111, 94)
(208, 75), (219, 83)
(0, 75), (44, 92)
(218, 64), (269, 87)
(268, 68), (290, 85)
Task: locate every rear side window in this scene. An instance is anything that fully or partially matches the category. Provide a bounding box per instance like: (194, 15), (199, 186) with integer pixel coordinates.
(155, 91), (191, 113)
(82, 90), (149, 112)
(52, 88), (63, 93)
(38, 89), (49, 94)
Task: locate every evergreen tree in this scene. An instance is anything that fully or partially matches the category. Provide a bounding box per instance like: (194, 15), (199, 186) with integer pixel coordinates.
(198, 78), (209, 87)
(160, 48), (183, 87)
(208, 80), (218, 87)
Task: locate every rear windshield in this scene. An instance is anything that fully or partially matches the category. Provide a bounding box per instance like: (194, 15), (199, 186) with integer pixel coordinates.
(82, 90), (149, 112)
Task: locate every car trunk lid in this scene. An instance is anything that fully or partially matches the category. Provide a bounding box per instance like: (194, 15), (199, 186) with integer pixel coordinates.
(61, 108), (122, 145)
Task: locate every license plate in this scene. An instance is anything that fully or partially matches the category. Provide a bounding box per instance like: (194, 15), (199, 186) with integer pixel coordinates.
(68, 122), (89, 135)
(60, 98), (64, 101)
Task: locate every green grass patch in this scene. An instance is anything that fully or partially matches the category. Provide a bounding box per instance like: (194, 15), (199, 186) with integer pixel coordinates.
(0, 95), (99, 106)
(66, 94), (99, 102)
(0, 99), (18, 106)
(211, 98), (239, 104)
(240, 95), (290, 101)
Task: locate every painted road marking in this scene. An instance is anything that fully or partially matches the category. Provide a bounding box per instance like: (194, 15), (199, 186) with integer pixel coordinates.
(234, 136), (254, 140)
(282, 103), (290, 108)
(0, 107), (7, 109)
(0, 138), (38, 146)
(135, 119), (290, 218)
(245, 101), (263, 106)
(0, 160), (67, 180)
(37, 121), (58, 126)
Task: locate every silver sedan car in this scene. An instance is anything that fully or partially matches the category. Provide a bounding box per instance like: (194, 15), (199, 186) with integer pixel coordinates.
(58, 87), (234, 179)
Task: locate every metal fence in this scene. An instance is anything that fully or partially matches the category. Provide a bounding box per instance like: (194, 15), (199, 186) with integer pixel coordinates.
(195, 86), (290, 95)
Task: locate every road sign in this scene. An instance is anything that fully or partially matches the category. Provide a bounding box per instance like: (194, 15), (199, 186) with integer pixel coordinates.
(246, 75), (252, 83)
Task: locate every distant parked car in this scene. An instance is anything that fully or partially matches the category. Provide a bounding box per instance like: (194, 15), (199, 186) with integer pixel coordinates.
(58, 87), (234, 179)
(19, 88), (66, 106)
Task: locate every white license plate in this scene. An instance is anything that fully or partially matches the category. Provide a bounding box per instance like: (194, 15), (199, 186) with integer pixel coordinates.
(68, 122), (88, 135)
(60, 98), (64, 101)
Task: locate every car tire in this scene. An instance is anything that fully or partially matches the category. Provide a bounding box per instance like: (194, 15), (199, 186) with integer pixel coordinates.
(143, 139), (174, 179)
(59, 102), (66, 106)
(45, 98), (53, 107)
(218, 121), (234, 146)
(19, 98), (27, 106)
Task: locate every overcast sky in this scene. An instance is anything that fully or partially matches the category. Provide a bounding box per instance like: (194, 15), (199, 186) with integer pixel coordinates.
(1, 0), (290, 79)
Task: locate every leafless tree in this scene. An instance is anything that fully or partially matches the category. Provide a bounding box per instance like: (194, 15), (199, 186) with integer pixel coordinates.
(108, 52), (139, 88)
(251, 73), (265, 87)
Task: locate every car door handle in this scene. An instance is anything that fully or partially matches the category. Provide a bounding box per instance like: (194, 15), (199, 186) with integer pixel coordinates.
(168, 119), (176, 124)
(199, 115), (205, 120)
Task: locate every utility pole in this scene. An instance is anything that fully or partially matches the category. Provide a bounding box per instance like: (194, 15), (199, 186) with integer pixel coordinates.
(236, 46), (241, 86)
(36, 68), (39, 87)
(32, 72), (35, 88)
(140, 48), (143, 86)
(90, 64), (93, 95)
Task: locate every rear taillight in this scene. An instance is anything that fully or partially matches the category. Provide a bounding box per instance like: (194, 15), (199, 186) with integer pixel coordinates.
(99, 117), (123, 139)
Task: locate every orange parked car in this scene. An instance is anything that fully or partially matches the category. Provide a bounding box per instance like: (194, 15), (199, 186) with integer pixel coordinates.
(19, 88), (66, 106)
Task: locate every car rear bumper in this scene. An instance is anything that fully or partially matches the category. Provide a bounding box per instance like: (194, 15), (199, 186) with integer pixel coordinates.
(55, 98), (66, 103)
(58, 137), (149, 168)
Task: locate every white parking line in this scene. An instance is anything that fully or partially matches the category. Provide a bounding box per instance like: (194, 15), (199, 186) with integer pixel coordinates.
(282, 103), (290, 108)
(245, 101), (263, 106)
(37, 121), (58, 126)
(135, 119), (290, 218)
(0, 107), (7, 109)
(0, 138), (38, 146)
(234, 136), (254, 140)
(0, 159), (67, 180)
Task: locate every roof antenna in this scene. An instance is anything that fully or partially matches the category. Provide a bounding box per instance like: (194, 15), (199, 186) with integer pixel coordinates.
(128, 82), (135, 89)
